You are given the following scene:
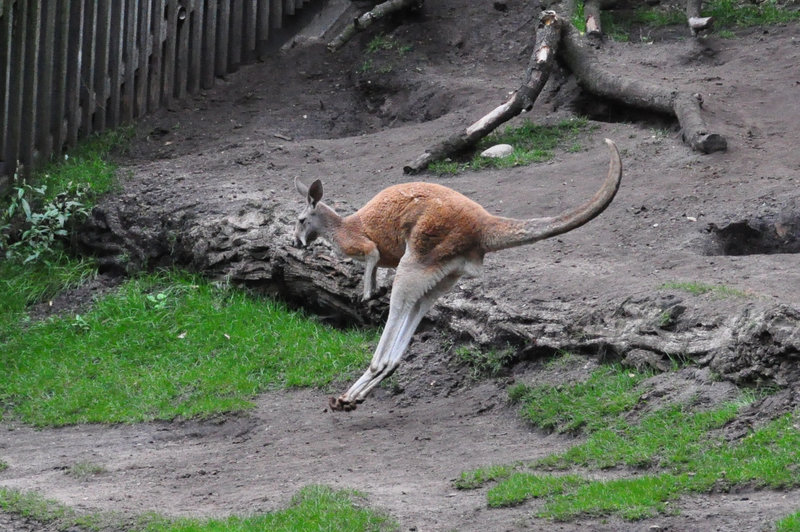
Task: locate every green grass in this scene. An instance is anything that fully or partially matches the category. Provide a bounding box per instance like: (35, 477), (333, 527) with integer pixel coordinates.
(153, 486), (395, 532)
(660, 280), (748, 298)
(592, 0), (800, 42)
(508, 364), (652, 434)
(0, 485), (396, 532)
(778, 511), (800, 532)
(428, 117), (591, 175)
(460, 363), (800, 521)
(0, 270), (376, 426)
(38, 127), (133, 203)
(454, 344), (515, 380)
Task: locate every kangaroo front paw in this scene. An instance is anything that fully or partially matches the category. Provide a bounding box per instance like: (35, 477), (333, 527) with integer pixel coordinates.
(329, 396), (358, 412)
(362, 285), (389, 302)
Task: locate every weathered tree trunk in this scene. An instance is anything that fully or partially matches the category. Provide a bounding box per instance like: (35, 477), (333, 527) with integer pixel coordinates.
(327, 0), (424, 52)
(404, 11), (562, 174)
(78, 197), (800, 400)
(560, 23), (727, 153)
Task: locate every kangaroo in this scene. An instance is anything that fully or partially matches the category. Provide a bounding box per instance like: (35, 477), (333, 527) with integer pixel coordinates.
(294, 138), (622, 411)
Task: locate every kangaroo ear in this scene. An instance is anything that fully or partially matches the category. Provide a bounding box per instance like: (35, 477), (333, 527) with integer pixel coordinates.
(294, 177), (308, 197)
(308, 179), (323, 206)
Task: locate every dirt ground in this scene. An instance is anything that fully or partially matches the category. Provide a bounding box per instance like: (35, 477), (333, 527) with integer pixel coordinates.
(2, 0), (800, 530)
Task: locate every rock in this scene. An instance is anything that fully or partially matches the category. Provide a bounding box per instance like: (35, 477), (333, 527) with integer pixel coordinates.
(480, 144), (513, 158)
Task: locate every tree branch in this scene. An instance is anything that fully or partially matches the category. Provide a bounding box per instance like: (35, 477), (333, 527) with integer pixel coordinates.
(327, 0), (424, 52)
(404, 11), (562, 174)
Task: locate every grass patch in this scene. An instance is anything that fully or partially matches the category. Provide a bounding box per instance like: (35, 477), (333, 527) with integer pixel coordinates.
(587, 0), (800, 42)
(428, 117), (590, 175)
(66, 461), (107, 481)
(508, 364), (652, 434)
(461, 364), (800, 521)
(455, 464), (515, 489)
(454, 344), (515, 380)
(0, 271), (376, 426)
(778, 511), (800, 532)
(0, 485), (396, 532)
(0, 487), (106, 530)
(38, 127), (133, 203)
(153, 485), (395, 532)
(660, 280), (748, 298)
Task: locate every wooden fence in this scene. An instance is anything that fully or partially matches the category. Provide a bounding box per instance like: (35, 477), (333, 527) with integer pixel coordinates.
(0, 0), (315, 187)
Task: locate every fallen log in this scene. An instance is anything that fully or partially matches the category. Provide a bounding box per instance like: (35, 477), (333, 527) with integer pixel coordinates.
(403, 10), (562, 174)
(327, 0), (424, 52)
(561, 23), (727, 154)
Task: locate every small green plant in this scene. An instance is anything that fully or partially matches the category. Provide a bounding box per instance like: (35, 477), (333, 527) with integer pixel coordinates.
(660, 280), (747, 298)
(1, 127), (132, 262)
(0, 178), (90, 263)
(455, 344), (515, 379)
(66, 461), (106, 480)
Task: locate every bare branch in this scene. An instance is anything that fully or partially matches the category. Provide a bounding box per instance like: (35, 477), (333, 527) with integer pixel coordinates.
(404, 11), (562, 174)
(327, 0), (424, 53)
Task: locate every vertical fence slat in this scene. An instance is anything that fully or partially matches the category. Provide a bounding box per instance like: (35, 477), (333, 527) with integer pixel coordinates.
(270, 0), (282, 29)
(256, 0), (269, 58)
(201, 0), (216, 88)
(0, 0), (16, 173)
(123, 0), (137, 122)
(37, 1), (56, 164)
(148, 0), (164, 111)
(6, 0), (27, 174)
(284, 0), (294, 17)
(176, 0), (190, 99)
(229, 0), (242, 71)
(51, 0), (71, 157)
(214, 0), (229, 75)
(20, 1), (41, 169)
(162, 0), (178, 103)
(243, 0), (256, 59)
(188, 0), (204, 94)
(67, 0), (84, 146)
(135, 0), (152, 117)
(107, 2), (125, 127)
(92, 2), (110, 131)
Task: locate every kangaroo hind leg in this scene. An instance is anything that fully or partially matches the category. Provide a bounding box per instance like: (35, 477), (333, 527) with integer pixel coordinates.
(330, 257), (462, 411)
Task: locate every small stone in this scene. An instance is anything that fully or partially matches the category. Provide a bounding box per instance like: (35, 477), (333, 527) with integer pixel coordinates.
(480, 144), (513, 158)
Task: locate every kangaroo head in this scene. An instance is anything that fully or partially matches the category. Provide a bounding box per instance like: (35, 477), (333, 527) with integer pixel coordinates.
(293, 177), (326, 247)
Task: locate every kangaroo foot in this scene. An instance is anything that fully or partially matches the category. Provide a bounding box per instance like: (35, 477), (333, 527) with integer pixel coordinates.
(328, 396), (358, 412)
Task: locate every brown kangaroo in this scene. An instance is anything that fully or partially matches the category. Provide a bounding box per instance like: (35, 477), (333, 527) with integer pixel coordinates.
(294, 139), (622, 411)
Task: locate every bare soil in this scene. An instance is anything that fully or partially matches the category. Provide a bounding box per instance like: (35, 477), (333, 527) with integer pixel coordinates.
(3, 0), (800, 530)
